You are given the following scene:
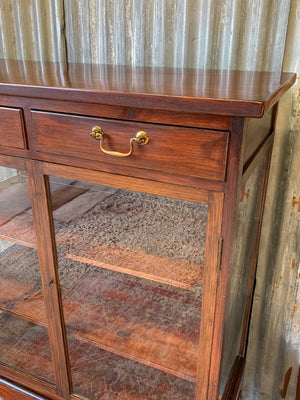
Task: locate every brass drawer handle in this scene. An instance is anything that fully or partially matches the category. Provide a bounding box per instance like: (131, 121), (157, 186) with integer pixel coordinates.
(90, 126), (149, 158)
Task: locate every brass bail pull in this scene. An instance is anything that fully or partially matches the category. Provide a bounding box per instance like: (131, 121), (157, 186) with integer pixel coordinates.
(90, 126), (149, 158)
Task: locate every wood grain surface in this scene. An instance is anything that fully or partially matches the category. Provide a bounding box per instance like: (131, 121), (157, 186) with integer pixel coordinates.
(0, 59), (296, 116)
(0, 106), (25, 149)
(0, 245), (202, 382)
(30, 110), (229, 182)
(0, 60), (296, 400)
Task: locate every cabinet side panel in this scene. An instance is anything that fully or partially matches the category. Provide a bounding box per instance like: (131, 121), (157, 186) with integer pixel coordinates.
(242, 108), (273, 167)
(218, 160), (265, 395)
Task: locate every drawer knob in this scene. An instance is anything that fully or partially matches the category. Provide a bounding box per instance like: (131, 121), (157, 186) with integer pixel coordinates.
(90, 126), (149, 157)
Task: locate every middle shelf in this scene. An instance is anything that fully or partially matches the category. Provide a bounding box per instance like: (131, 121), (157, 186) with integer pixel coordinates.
(0, 177), (207, 290)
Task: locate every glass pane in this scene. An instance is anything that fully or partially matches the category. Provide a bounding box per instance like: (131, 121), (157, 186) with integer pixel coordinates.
(0, 312), (53, 383)
(0, 167), (54, 384)
(50, 177), (208, 399)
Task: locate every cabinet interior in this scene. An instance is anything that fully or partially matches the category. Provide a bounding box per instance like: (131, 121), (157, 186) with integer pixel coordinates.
(0, 168), (208, 399)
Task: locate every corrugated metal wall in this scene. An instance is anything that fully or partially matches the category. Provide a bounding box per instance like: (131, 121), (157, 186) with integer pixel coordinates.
(62, 0), (291, 71)
(0, 0), (66, 61)
(0, 0), (299, 398)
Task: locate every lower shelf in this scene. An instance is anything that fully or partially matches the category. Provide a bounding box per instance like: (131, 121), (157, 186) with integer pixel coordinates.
(69, 334), (195, 400)
(0, 313), (54, 385)
(61, 257), (202, 381)
(0, 245), (46, 325)
(0, 308), (197, 399)
(0, 244), (202, 383)
(0, 322), (196, 400)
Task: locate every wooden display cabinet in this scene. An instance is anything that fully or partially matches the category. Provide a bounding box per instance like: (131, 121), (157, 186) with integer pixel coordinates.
(0, 60), (296, 400)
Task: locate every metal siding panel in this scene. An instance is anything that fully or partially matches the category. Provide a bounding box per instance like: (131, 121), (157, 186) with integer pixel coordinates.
(0, 0), (66, 62)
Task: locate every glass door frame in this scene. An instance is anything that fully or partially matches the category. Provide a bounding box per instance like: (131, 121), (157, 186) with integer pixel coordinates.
(40, 159), (223, 400)
(0, 154), (62, 399)
(0, 154), (226, 400)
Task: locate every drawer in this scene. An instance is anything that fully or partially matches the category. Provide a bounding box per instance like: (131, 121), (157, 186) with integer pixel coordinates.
(0, 106), (26, 149)
(30, 111), (229, 181)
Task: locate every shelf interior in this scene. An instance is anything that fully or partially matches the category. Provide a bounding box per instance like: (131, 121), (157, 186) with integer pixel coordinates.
(0, 310), (195, 400)
(0, 172), (206, 392)
(61, 257), (202, 381)
(50, 179), (207, 383)
(0, 176), (207, 290)
(0, 312), (54, 385)
(69, 334), (195, 400)
(0, 242), (202, 382)
(0, 244), (46, 324)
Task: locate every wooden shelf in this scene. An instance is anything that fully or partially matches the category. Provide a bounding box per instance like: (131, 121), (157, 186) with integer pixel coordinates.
(0, 177), (87, 248)
(62, 261), (201, 381)
(0, 214), (37, 248)
(0, 179), (206, 290)
(0, 176), (31, 227)
(0, 312), (195, 400)
(0, 178), (204, 381)
(68, 334), (195, 400)
(0, 243), (202, 382)
(0, 212), (204, 290)
(0, 214), (204, 290)
(0, 245), (47, 325)
(0, 312), (54, 385)
(53, 181), (206, 291)
(65, 250), (203, 290)
(0, 176), (36, 247)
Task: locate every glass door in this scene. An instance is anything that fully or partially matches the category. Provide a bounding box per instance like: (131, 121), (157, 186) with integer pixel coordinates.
(0, 166), (54, 384)
(48, 176), (208, 399)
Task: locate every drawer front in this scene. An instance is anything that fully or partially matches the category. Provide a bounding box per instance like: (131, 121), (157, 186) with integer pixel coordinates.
(31, 111), (229, 181)
(0, 107), (25, 149)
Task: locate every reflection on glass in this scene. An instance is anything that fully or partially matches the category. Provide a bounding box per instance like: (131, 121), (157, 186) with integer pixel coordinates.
(50, 177), (208, 399)
(0, 167), (53, 384)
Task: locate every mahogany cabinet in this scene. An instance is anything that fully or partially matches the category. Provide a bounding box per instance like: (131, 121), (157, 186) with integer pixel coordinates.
(0, 60), (296, 400)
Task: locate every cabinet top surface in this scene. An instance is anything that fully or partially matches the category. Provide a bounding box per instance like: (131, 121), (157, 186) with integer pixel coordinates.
(0, 59), (296, 117)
